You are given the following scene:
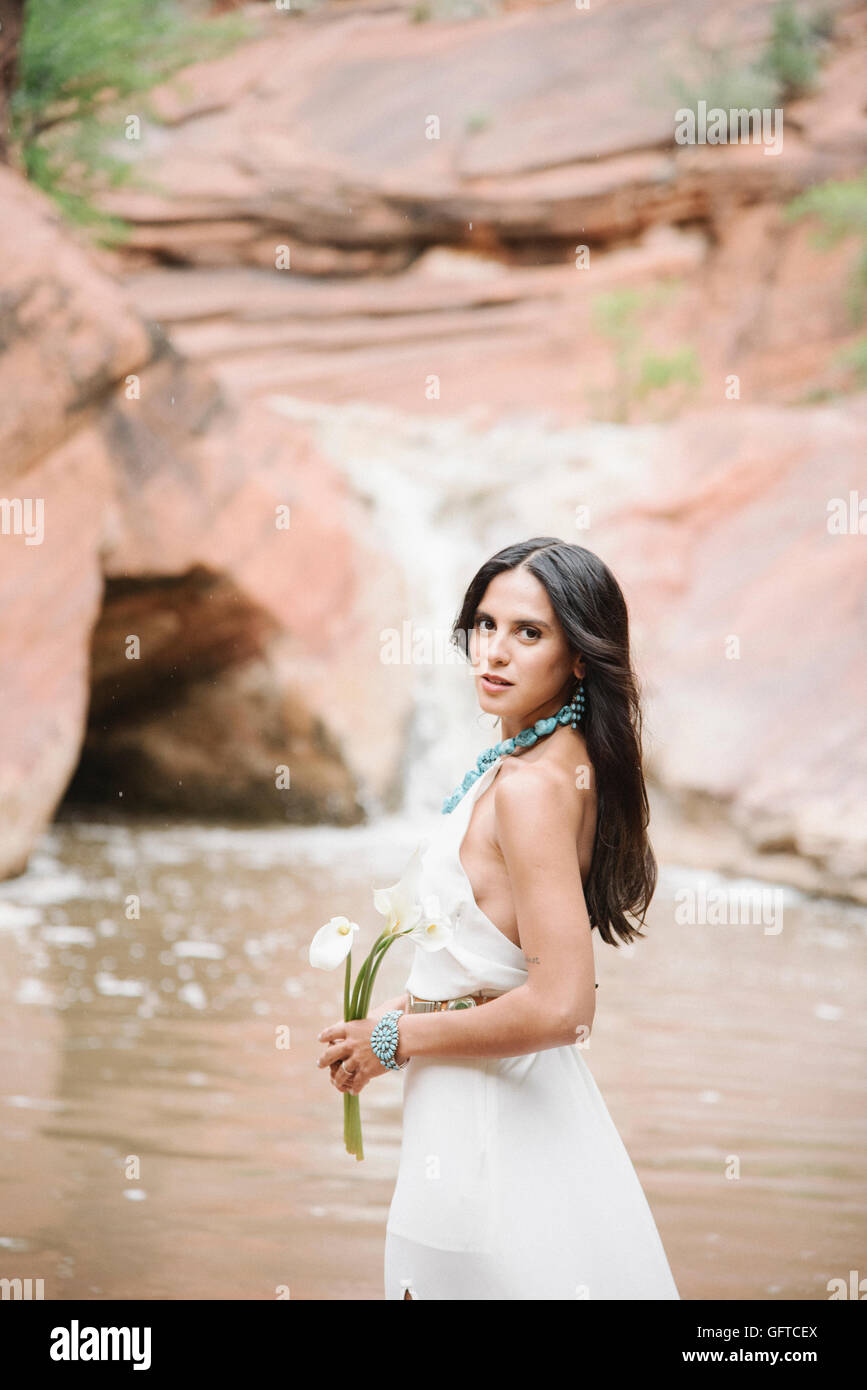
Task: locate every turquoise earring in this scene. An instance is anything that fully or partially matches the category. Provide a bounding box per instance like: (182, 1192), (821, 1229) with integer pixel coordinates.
(569, 678), (585, 729)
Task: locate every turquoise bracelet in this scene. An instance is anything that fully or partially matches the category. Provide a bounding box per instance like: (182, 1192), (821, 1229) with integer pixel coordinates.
(370, 1009), (407, 1070)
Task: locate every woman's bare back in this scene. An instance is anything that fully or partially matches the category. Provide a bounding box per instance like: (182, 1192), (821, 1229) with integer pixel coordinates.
(457, 731), (597, 953)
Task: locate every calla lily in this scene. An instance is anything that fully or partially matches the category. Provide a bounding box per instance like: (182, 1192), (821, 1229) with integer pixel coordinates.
(309, 915), (360, 970)
(311, 837), (461, 1163)
(372, 840), (429, 937)
(409, 894), (455, 951)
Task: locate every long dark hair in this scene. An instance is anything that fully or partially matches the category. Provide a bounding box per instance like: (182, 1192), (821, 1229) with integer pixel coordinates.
(451, 536), (656, 948)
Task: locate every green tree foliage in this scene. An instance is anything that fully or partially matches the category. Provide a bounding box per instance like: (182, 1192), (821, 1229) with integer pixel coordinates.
(10, 0), (253, 239)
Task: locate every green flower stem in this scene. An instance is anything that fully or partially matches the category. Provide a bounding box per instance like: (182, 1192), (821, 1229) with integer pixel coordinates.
(335, 949), (361, 1158)
(358, 932), (409, 1017)
(339, 927), (414, 1160)
(348, 931), (390, 1018)
(344, 1092), (363, 1160)
(347, 935), (379, 1018)
(354, 937), (392, 1016)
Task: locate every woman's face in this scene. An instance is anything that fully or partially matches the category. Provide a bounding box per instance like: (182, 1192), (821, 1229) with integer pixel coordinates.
(468, 567), (584, 727)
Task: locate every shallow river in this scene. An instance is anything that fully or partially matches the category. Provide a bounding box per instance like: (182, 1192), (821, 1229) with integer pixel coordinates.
(0, 810), (864, 1300)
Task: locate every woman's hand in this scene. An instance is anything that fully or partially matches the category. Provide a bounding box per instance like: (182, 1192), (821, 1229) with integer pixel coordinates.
(317, 1018), (395, 1094)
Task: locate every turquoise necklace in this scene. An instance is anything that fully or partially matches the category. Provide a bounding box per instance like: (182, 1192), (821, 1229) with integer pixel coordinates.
(442, 700), (577, 814)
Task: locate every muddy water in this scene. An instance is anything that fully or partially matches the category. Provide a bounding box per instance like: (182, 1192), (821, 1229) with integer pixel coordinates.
(0, 812), (864, 1301)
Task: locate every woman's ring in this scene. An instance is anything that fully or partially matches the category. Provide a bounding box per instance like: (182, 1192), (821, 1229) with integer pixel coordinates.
(340, 1062), (355, 1076)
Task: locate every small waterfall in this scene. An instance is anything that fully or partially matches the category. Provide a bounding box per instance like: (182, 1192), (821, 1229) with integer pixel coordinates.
(266, 394), (657, 820)
(266, 396), (506, 816)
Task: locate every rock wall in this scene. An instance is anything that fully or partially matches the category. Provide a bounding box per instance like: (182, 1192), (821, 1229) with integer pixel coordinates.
(0, 165), (414, 879)
(89, 0), (867, 419)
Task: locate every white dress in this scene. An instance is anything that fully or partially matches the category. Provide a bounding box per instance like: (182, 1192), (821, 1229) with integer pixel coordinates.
(383, 761), (681, 1300)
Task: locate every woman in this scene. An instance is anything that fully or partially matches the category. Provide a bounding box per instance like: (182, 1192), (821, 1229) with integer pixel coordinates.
(317, 536), (680, 1300)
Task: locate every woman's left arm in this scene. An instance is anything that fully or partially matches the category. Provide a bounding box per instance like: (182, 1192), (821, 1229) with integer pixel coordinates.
(395, 769), (597, 1064)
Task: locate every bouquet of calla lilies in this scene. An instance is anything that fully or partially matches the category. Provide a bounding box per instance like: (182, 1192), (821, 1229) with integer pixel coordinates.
(309, 839), (455, 1159)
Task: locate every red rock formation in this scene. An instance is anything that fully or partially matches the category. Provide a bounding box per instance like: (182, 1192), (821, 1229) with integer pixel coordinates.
(80, 1), (867, 419)
(0, 165), (413, 879)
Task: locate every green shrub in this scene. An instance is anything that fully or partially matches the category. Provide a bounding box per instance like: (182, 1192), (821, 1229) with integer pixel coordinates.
(10, 0), (253, 239)
(835, 335), (867, 387)
(784, 172), (867, 324)
(756, 1), (834, 100)
(636, 345), (703, 398)
(588, 284), (702, 422)
(667, 0), (833, 115)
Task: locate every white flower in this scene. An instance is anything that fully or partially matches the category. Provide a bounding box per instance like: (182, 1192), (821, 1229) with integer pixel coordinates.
(309, 915), (360, 970)
(373, 840), (429, 937)
(408, 894), (455, 951)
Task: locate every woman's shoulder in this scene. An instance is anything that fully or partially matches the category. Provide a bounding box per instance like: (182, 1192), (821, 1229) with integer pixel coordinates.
(493, 737), (596, 830)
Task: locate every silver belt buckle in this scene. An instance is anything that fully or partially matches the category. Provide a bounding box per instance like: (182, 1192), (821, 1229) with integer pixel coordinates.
(408, 991), (435, 1013)
(407, 991), (478, 1012)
